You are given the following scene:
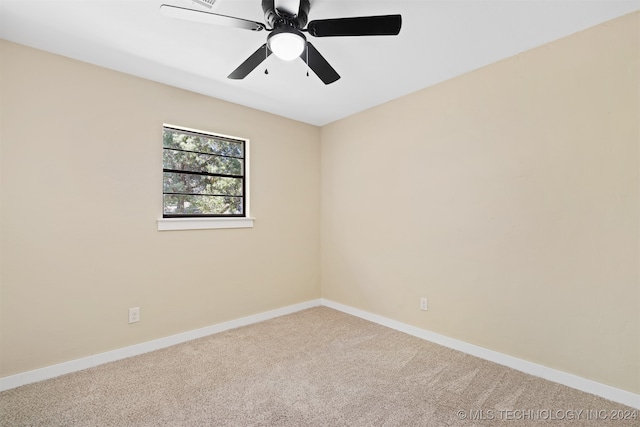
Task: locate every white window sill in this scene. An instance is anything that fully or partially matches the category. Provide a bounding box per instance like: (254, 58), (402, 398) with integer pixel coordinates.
(157, 217), (255, 231)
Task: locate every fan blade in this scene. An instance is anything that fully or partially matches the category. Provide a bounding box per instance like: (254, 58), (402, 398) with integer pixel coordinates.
(160, 4), (265, 31)
(302, 42), (340, 85)
(274, 0), (300, 17)
(228, 44), (272, 79)
(307, 15), (401, 37)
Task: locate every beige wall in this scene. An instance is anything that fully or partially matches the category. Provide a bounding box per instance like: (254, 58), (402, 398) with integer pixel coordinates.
(0, 40), (321, 376)
(321, 12), (639, 393)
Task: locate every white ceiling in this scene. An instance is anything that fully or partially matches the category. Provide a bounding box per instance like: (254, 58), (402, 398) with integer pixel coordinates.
(1, 0), (638, 126)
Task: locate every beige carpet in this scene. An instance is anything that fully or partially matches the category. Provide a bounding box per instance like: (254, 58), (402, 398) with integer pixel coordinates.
(1, 307), (637, 426)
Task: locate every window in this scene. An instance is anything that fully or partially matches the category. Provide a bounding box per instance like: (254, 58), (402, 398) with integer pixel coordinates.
(158, 124), (253, 231)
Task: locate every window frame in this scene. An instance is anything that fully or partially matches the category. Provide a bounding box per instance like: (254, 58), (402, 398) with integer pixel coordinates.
(157, 124), (254, 231)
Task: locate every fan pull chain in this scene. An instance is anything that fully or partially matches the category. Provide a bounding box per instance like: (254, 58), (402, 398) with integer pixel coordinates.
(265, 45), (269, 75)
(306, 44), (309, 77)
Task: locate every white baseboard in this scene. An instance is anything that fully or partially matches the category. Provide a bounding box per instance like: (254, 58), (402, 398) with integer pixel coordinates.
(320, 298), (640, 409)
(0, 299), (322, 392)
(2, 297), (638, 410)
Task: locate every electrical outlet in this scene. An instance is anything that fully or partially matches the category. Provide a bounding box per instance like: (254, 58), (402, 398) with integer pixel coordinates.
(420, 297), (428, 311)
(128, 307), (140, 323)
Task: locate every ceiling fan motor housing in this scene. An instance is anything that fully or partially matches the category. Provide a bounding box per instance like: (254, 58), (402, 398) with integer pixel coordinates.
(262, 0), (310, 29)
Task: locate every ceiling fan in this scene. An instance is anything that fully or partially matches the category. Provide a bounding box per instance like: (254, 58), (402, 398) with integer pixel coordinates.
(160, 0), (402, 84)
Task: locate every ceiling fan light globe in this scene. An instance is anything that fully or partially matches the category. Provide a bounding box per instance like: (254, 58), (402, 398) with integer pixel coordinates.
(268, 31), (306, 61)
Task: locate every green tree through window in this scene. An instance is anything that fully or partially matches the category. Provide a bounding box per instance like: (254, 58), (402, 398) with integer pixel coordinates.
(163, 125), (246, 217)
